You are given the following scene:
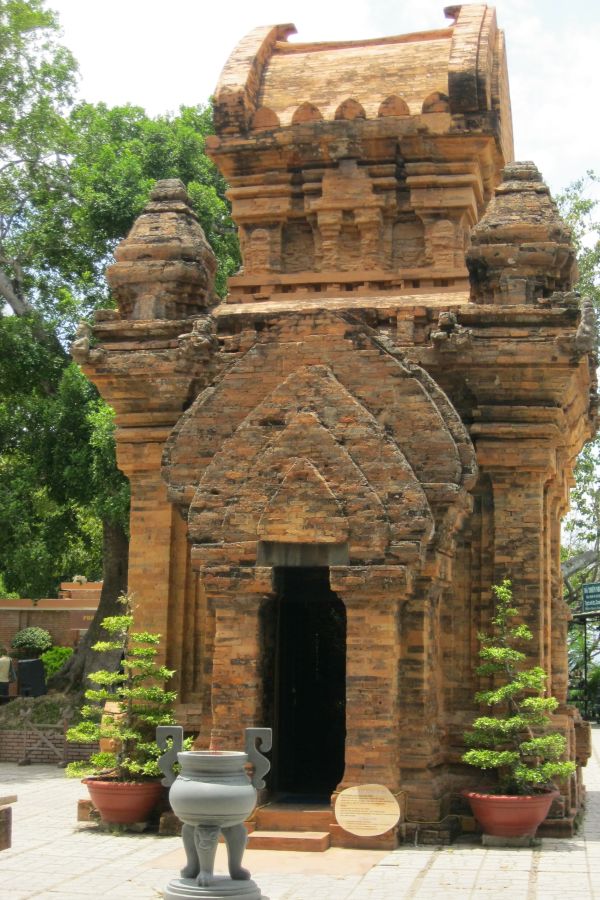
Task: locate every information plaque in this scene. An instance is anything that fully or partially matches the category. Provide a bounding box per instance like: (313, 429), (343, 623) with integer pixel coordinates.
(582, 583), (600, 613)
(334, 783), (401, 837)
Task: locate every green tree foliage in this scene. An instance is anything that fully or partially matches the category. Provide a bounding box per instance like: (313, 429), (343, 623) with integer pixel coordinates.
(40, 645), (73, 680)
(0, 0), (76, 334)
(0, 1), (240, 611)
(463, 581), (576, 794)
(556, 174), (600, 701)
(0, 317), (126, 596)
(66, 595), (179, 780)
(65, 103), (239, 306)
(558, 172), (600, 557)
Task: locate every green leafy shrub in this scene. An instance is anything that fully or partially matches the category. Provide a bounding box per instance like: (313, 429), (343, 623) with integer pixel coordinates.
(462, 579), (576, 794)
(65, 594), (178, 781)
(11, 626), (53, 657)
(40, 646), (74, 680)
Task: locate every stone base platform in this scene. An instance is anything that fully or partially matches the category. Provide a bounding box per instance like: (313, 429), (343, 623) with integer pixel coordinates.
(163, 875), (262, 900)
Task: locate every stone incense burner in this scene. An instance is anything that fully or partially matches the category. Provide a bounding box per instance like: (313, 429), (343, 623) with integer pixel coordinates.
(157, 726), (271, 900)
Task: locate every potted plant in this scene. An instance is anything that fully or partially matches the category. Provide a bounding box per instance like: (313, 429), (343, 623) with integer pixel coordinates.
(11, 626), (53, 658)
(66, 594), (179, 825)
(461, 579), (576, 838)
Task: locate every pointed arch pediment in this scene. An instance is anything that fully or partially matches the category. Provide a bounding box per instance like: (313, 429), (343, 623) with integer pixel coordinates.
(163, 314), (475, 508)
(188, 367), (434, 560)
(163, 310), (477, 563)
(257, 456), (348, 544)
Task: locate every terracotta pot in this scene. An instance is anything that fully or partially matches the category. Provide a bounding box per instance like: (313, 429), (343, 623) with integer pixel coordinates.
(83, 778), (163, 825)
(462, 788), (558, 837)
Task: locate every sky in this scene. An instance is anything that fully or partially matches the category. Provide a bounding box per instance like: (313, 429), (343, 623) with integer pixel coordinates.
(48, 0), (599, 197)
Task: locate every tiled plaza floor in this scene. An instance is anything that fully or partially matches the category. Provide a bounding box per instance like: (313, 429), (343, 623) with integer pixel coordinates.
(1, 725), (599, 899)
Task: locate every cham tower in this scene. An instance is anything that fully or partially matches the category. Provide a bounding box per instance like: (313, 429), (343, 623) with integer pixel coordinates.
(73, 4), (596, 846)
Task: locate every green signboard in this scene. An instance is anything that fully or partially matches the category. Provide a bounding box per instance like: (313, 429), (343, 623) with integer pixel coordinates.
(582, 582), (600, 613)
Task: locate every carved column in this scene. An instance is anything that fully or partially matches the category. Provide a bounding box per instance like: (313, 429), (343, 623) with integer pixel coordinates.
(208, 593), (265, 750)
(355, 209), (384, 269)
(478, 439), (555, 667)
(193, 563), (274, 751)
(550, 474), (572, 706)
(120, 453), (177, 643)
(317, 211), (342, 270)
(330, 566), (409, 792)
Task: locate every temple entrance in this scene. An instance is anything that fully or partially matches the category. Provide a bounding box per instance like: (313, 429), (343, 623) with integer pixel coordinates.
(270, 567), (346, 799)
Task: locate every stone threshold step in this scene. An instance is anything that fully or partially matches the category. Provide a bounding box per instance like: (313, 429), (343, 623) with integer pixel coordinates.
(247, 830), (331, 852)
(254, 803), (332, 832)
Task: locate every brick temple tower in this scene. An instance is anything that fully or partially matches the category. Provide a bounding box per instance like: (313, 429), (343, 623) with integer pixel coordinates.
(74, 5), (596, 845)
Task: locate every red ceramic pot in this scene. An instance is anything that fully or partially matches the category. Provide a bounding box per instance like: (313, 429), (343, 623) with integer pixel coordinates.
(462, 789), (558, 837)
(83, 778), (163, 825)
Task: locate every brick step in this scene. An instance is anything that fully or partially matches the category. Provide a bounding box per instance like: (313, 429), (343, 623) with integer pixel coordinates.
(247, 830), (330, 851)
(254, 803), (332, 832)
(538, 814), (577, 838)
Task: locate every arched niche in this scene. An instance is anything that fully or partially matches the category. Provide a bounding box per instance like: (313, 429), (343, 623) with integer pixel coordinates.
(291, 102), (323, 124)
(250, 106), (280, 131)
(378, 95), (410, 117)
(334, 99), (366, 120)
(422, 91), (450, 113)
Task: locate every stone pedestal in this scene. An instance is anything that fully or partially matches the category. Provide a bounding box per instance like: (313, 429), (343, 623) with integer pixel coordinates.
(164, 877), (261, 900)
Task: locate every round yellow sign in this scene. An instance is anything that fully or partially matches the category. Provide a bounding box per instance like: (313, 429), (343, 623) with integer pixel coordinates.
(334, 784), (401, 836)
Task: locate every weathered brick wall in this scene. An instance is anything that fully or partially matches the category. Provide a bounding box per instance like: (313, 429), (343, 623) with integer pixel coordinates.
(0, 585), (101, 650)
(0, 611), (21, 651)
(0, 610), (72, 650)
(0, 729), (97, 764)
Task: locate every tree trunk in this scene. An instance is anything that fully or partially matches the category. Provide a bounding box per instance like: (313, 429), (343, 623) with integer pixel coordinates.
(562, 549), (598, 580)
(50, 518), (129, 694)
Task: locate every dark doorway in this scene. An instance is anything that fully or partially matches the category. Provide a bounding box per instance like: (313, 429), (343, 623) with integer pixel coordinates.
(271, 567), (346, 799)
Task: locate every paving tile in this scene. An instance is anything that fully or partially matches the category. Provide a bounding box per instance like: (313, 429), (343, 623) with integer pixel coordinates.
(2, 743), (600, 899)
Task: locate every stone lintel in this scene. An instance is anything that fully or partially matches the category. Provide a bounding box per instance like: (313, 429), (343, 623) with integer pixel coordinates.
(471, 405), (564, 425)
(190, 542), (259, 568)
(208, 120), (501, 175)
(192, 561), (275, 597)
(470, 421), (561, 441)
(456, 304), (579, 327)
(90, 317), (197, 341)
(329, 565), (410, 597)
(475, 441), (556, 478)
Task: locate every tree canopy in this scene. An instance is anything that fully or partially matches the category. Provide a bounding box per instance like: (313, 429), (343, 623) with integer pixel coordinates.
(555, 173), (600, 712)
(0, 1), (239, 606)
